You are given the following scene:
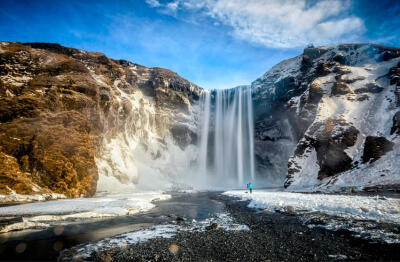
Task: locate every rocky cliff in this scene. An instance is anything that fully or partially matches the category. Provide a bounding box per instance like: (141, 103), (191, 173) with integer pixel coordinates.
(251, 44), (400, 192)
(0, 42), (200, 199)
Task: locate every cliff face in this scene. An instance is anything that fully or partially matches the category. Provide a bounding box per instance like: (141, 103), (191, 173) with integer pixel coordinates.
(1, 41), (399, 198)
(0, 42), (200, 198)
(251, 44), (400, 191)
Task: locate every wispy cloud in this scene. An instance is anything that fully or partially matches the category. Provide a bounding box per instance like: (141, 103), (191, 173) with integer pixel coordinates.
(146, 0), (365, 48)
(145, 0), (161, 8)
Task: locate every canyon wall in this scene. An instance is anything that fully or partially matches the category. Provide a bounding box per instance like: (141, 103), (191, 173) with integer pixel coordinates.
(0, 42), (200, 198)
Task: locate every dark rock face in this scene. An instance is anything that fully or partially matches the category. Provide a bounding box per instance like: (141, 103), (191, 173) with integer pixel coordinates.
(316, 125), (358, 179)
(303, 47), (328, 60)
(381, 49), (400, 61)
(389, 62), (400, 106)
(362, 136), (394, 163)
(331, 81), (352, 96)
(285, 117), (359, 187)
(310, 118), (358, 180)
(0, 42), (200, 197)
(391, 111), (400, 135)
(354, 83), (384, 94)
(170, 124), (197, 150)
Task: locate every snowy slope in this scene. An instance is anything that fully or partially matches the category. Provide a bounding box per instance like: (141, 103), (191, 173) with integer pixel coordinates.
(251, 44), (400, 192)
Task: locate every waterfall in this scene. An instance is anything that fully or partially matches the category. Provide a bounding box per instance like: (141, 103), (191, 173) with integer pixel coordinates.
(198, 91), (211, 175)
(197, 86), (256, 188)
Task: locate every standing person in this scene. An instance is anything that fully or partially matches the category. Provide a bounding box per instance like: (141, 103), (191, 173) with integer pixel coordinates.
(246, 183), (249, 192)
(249, 182), (253, 194)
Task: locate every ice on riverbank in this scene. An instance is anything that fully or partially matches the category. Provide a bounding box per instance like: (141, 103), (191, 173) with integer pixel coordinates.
(224, 190), (400, 243)
(0, 192), (170, 232)
(0, 192), (66, 204)
(223, 190), (400, 223)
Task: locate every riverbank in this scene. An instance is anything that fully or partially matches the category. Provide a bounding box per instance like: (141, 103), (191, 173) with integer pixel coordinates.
(77, 193), (400, 261)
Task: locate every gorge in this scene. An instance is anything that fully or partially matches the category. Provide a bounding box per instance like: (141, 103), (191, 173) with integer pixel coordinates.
(0, 42), (400, 200)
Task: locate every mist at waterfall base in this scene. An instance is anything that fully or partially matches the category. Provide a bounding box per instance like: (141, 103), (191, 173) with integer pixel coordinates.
(95, 85), (279, 192)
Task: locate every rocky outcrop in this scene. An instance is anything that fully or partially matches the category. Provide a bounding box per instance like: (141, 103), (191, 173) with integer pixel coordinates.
(313, 118), (359, 179)
(285, 118), (359, 187)
(362, 136), (394, 163)
(331, 81), (352, 96)
(391, 111), (400, 135)
(0, 42), (200, 198)
(389, 62), (400, 106)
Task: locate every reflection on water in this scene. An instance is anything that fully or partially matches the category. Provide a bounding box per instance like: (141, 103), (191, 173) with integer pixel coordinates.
(0, 192), (225, 260)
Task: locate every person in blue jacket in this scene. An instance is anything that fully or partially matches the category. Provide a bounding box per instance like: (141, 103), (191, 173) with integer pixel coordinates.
(248, 182), (253, 194)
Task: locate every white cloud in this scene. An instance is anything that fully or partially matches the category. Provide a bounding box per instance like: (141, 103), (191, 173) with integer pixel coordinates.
(166, 1), (179, 11)
(146, 0), (365, 48)
(145, 0), (161, 8)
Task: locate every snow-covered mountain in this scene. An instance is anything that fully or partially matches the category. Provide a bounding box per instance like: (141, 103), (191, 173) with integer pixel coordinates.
(251, 44), (400, 192)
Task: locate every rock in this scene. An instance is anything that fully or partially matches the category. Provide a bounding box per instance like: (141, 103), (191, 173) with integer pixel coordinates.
(315, 63), (330, 77)
(391, 111), (400, 135)
(381, 50), (400, 61)
(343, 76), (366, 84)
(333, 55), (347, 65)
(205, 223), (221, 231)
(303, 47), (328, 60)
(362, 136), (394, 163)
(354, 83), (384, 94)
(301, 55), (313, 72)
(331, 81), (352, 96)
(170, 124), (197, 150)
(176, 216), (185, 223)
(285, 205), (296, 213)
(315, 118), (359, 179)
(357, 94), (369, 101)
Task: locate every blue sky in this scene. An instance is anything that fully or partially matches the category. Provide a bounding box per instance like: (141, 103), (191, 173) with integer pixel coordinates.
(0, 0), (399, 89)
